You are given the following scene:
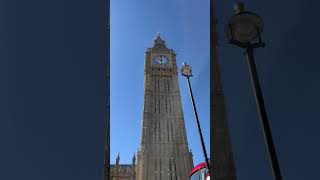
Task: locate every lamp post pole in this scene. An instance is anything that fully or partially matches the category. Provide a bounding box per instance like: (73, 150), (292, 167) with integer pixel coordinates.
(181, 63), (211, 174)
(245, 46), (282, 180)
(224, 3), (282, 180)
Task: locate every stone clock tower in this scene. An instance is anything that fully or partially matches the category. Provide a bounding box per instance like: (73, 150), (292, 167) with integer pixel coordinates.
(135, 33), (193, 180)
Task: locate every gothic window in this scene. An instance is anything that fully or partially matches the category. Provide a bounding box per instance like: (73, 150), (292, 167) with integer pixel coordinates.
(165, 99), (168, 113)
(155, 158), (157, 178)
(170, 121), (174, 142)
(153, 117), (156, 141)
(154, 96), (157, 113)
(174, 158), (178, 180)
(159, 158), (162, 180)
(154, 76), (157, 92)
(161, 78), (164, 92)
(167, 118), (170, 142)
(158, 99), (160, 113)
(169, 159), (172, 180)
(163, 77), (168, 92)
(158, 120), (161, 142)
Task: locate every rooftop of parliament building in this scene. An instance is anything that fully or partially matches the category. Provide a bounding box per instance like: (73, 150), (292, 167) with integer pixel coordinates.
(110, 153), (136, 180)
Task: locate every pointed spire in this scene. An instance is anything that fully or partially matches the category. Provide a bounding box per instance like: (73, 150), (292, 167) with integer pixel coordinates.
(153, 32), (166, 48)
(116, 153), (120, 165)
(154, 32), (163, 41)
(132, 153), (136, 165)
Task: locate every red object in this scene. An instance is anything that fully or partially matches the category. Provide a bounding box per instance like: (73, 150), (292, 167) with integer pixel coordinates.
(189, 162), (207, 177)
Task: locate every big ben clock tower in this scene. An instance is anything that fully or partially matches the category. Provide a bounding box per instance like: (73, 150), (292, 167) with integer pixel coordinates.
(136, 33), (193, 180)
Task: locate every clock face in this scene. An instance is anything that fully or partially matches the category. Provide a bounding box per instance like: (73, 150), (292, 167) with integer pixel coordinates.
(153, 55), (168, 65)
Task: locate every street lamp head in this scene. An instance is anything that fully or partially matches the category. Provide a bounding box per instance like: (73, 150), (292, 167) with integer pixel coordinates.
(181, 62), (193, 77)
(234, 2), (245, 14)
(224, 2), (264, 46)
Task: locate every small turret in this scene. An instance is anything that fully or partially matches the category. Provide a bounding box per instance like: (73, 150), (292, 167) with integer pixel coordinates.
(116, 153), (120, 165)
(132, 153), (136, 165)
(153, 32), (166, 48)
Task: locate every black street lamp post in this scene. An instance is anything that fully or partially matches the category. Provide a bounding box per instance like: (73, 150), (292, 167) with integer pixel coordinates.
(224, 2), (282, 180)
(181, 62), (211, 174)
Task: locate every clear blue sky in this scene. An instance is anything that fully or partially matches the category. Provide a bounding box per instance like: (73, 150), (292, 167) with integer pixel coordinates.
(110, 0), (210, 166)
